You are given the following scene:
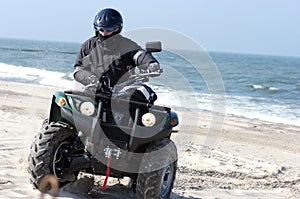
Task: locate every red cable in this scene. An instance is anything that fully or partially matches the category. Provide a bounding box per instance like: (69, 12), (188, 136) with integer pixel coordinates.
(102, 156), (113, 191)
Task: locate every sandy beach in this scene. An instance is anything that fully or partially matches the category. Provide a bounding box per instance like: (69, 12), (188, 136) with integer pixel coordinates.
(0, 80), (299, 199)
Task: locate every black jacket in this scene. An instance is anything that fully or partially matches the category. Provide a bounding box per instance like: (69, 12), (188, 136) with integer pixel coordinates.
(74, 34), (157, 87)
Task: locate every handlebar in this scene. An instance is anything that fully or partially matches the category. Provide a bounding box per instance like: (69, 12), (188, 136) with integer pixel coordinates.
(114, 69), (162, 92)
(81, 69), (162, 94)
(130, 69), (162, 78)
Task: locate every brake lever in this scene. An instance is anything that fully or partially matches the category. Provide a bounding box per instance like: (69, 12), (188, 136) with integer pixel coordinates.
(137, 69), (163, 77)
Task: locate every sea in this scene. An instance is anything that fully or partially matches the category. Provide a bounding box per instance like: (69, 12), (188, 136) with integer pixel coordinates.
(0, 38), (299, 126)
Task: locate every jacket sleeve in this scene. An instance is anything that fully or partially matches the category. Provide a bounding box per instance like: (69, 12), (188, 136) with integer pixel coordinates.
(73, 39), (96, 85)
(119, 36), (158, 68)
(134, 50), (159, 67)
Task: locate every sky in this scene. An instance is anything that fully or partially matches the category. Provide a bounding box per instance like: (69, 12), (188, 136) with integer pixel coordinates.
(0, 0), (300, 57)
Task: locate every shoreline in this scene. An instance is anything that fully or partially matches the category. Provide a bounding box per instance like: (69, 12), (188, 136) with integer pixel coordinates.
(1, 79), (299, 128)
(0, 80), (300, 198)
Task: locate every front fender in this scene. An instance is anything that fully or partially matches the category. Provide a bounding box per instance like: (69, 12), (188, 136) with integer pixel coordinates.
(168, 111), (179, 128)
(49, 91), (72, 123)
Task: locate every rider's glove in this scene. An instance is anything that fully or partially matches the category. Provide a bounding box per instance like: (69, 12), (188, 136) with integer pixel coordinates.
(148, 62), (160, 72)
(84, 83), (97, 93)
(83, 74), (98, 93)
(87, 74), (98, 84)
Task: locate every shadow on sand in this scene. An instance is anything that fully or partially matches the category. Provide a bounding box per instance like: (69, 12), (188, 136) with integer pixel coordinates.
(57, 183), (202, 199)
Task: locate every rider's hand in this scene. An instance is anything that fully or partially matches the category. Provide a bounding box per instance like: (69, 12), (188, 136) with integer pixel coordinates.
(83, 74), (98, 93)
(148, 62), (160, 72)
(84, 83), (97, 93)
(87, 74), (98, 84)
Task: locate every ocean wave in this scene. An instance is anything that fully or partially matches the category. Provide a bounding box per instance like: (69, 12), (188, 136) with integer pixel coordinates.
(248, 84), (281, 91)
(0, 46), (77, 55)
(295, 85), (300, 91)
(225, 94), (300, 126)
(0, 62), (74, 89)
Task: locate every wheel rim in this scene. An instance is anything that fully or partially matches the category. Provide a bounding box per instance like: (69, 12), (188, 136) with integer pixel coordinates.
(52, 141), (71, 180)
(161, 163), (174, 198)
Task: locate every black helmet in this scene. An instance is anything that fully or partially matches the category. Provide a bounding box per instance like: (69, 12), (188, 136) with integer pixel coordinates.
(93, 8), (123, 33)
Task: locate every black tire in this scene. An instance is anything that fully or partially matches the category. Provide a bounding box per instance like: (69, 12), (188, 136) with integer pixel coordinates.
(136, 138), (178, 199)
(28, 121), (77, 189)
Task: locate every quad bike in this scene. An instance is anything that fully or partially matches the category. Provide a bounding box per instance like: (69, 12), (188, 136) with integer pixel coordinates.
(27, 41), (179, 199)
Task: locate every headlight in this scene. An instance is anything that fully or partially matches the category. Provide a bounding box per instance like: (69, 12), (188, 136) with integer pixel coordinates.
(142, 113), (156, 127)
(79, 101), (95, 116)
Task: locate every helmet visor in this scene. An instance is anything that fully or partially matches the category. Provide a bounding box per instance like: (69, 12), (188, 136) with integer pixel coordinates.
(96, 26), (119, 33)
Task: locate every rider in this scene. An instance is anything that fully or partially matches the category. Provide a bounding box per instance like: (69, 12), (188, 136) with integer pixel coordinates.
(73, 8), (160, 92)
